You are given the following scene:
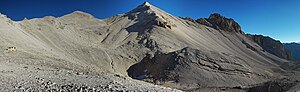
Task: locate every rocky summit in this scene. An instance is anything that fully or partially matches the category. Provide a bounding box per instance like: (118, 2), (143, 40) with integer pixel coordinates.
(195, 13), (243, 33)
(0, 2), (300, 92)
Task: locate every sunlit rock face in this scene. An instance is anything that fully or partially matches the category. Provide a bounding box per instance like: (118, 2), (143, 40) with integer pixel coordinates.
(196, 13), (243, 34)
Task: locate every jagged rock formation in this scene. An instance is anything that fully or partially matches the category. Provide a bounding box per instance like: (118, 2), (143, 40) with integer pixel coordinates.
(247, 34), (292, 60)
(195, 13), (243, 33)
(284, 42), (300, 61)
(0, 2), (298, 92)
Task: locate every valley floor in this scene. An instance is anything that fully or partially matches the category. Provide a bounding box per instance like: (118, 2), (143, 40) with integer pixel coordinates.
(0, 61), (181, 92)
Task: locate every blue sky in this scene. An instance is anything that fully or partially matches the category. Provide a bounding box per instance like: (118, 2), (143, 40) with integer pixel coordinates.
(0, 0), (299, 43)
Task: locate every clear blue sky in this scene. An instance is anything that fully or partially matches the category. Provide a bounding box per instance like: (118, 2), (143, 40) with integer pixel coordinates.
(0, 0), (299, 43)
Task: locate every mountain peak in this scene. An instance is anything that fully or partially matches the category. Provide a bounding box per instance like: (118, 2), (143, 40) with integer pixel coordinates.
(142, 2), (151, 6)
(128, 1), (171, 14)
(128, 2), (156, 13)
(70, 11), (94, 17)
(0, 13), (9, 20)
(208, 13), (225, 19)
(60, 11), (95, 19)
(125, 2), (175, 29)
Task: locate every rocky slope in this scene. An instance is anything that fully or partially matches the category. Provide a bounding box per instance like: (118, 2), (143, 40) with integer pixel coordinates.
(128, 47), (268, 90)
(284, 43), (300, 61)
(0, 2), (298, 92)
(182, 14), (292, 61)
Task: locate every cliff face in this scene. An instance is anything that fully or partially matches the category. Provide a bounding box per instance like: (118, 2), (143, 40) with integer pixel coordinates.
(196, 13), (243, 33)
(284, 43), (300, 61)
(247, 35), (292, 60)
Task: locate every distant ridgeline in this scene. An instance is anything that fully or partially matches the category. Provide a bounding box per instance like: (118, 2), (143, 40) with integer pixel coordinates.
(284, 42), (300, 61)
(246, 34), (292, 60)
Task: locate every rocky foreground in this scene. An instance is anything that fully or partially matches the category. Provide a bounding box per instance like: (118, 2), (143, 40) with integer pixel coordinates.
(0, 61), (181, 92)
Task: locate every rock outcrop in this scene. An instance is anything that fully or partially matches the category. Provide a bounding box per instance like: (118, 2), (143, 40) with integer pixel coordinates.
(195, 13), (243, 33)
(0, 13), (14, 25)
(284, 42), (300, 61)
(247, 34), (292, 60)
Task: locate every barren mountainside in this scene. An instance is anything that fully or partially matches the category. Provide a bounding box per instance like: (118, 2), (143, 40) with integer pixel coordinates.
(0, 2), (300, 92)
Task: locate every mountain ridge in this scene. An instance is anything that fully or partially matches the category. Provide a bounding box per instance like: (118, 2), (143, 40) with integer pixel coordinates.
(0, 2), (299, 92)
(180, 12), (292, 60)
